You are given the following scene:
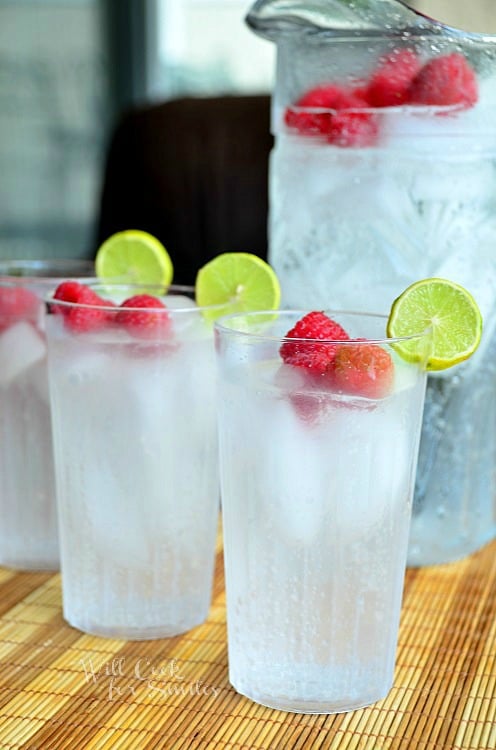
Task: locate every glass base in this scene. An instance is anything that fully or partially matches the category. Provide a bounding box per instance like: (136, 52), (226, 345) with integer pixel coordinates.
(231, 679), (392, 714)
(407, 533), (495, 567)
(64, 611), (208, 641)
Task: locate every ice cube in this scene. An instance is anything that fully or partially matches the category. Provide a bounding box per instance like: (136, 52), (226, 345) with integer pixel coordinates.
(311, 398), (412, 541)
(0, 321), (47, 388)
(164, 294), (197, 309)
(262, 398), (329, 545)
(62, 348), (114, 386)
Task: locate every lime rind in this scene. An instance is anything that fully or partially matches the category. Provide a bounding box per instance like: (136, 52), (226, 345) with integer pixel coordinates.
(195, 252), (281, 322)
(387, 278), (483, 371)
(95, 230), (173, 293)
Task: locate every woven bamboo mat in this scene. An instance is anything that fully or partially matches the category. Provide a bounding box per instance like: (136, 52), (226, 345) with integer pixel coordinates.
(0, 530), (494, 750)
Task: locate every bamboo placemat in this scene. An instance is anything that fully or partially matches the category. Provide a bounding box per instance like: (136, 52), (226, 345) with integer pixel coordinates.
(0, 531), (494, 750)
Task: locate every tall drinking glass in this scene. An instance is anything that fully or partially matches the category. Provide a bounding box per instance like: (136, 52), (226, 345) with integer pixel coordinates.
(0, 259), (94, 570)
(215, 310), (430, 713)
(247, 0), (496, 564)
(45, 285), (221, 639)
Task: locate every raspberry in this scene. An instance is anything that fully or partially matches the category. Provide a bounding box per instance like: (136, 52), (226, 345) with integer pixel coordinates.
(284, 85), (351, 135)
(407, 52), (478, 108)
(53, 281), (113, 333)
(0, 286), (39, 331)
(280, 311), (350, 375)
(285, 85), (378, 146)
(53, 280), (87, 305)
(117, 294), (171, 340)
(366, 49), (421, 107)
(65, 304), (109, 333)
(331, 343), (394, 399)
(327, 108), (378, 147)
(298, 85), (352, 109)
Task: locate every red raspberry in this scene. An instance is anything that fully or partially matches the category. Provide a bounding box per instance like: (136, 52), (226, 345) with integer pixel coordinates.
(0, 286), (39, 331)
(117, 294), (171, 340)
(297, 85), (352, 109)
(327, 108), (379, 147)
(280, 311), (350, 375)
(366, 49), (421, 107)
(66, 289), (112, 333)
(53, 280), (87, 305)
(65, 304), (109, 333)
(53, 281), (113, 333)
(407, 52), (478, 108)
(285, 85), (378, 146)
(350, 85), (371, 100)
(284, 85), (351, 135)
(331, 343), (394, 399)
(53, 280), (109, 309)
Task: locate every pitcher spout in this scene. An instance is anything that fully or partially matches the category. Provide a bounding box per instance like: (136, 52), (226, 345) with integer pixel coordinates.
(246, 0), (487, 42)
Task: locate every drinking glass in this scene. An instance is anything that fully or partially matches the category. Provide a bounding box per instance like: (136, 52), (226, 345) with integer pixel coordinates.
(215, 310), (430, 712)
(0, 259), (94, 569)
(45, 284), (221, 639)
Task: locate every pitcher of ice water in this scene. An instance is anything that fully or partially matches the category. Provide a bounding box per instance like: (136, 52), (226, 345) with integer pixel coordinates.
(247, 0), (496, 565)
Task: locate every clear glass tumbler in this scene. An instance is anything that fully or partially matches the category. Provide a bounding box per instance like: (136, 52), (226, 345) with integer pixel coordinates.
(45, 285), (221, 639)
(0, 259), (94, 570)
(215, 310), (430, 713)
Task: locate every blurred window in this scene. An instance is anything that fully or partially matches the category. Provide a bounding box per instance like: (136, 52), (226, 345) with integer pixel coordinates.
(148, 0), (274, 100)
(0, 0), (109, 260)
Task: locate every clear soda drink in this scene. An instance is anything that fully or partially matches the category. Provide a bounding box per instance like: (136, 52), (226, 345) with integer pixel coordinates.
(46, 284), (220, 639)
(0, 259), (93, 569)
(215, 309), (430, 712)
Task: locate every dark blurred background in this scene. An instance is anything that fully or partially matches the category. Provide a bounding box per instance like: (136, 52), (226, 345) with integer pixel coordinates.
(0, 0), (494, 278)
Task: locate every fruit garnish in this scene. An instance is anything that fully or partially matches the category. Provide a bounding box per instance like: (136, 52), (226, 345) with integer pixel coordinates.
(278, 313), (394, 420)
(195, 252), (281, 322)
(367, 49), (421, 107)
(280, 311), (350, 375)
(407, 52), (478, 108)
(117, 294), (171, 340)
(284, 85), (344, 135)
(95, 230), (173, 291)
(0, 287), (39, 331)
(327, 108), (379, 148)
(64, 303), (109, 334)
(52, 282), (173, 340)
(53, 280), (87, 305)
(52, 282), (112, 333)
(52, 280), (108, 310)
(283, 51), (478, 147)
(285, 85), (379, 147)
(52, 281), (112, 332)
(331, 343), (394, 399)
(386, 278), (482, 370)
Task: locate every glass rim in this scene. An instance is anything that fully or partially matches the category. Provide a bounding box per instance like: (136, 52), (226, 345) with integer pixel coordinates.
(273, 30), (496, 45)
(214, 309), (432, 346)
(44, 283), (229, 314)
(283, 101), (478, 116)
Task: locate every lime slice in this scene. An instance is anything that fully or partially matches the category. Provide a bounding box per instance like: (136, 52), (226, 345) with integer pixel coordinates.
(387, 278), (482, 371)
(95, 230), (173, 291)
(195, 252), (281, 321)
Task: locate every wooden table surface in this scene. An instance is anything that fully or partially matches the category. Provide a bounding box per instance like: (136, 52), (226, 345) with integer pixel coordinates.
(0, 532), (494, 750)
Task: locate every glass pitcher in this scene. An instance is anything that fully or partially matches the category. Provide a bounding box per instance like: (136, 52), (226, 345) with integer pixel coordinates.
(247, 0), (496, 566)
